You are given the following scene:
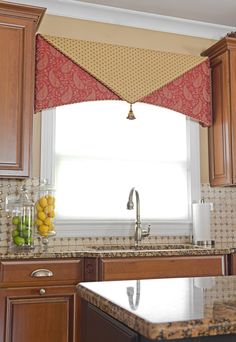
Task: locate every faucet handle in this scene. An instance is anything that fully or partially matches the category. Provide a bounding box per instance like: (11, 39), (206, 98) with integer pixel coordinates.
(141, 224), (151, 238)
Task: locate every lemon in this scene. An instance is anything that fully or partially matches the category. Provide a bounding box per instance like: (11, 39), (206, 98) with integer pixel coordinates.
(39, 196), (48, 208)
(48, 210), (55, 218)
(44, 217), (52, 226)
(35, 219), (43, 226)
(36, 203), (43, 212)
(49, 223), (55, 232)
(38, 224), (49, 236)
(46, 195), (55, 205)
(44, 205), (54, 215)
(38, 211), (46, 221)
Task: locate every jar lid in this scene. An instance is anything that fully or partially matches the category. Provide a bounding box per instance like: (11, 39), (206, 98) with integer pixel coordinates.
(16, 187), (34, 207)
(5, 186), (34, 212)
(37, 178), (55, 192)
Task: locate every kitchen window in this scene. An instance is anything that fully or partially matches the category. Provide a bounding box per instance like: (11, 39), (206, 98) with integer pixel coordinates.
(40, 100), (200, 237)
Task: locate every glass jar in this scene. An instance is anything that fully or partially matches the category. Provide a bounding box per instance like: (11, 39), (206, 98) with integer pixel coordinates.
(10, 188), (34, 249)
(34, 180), (56, 244)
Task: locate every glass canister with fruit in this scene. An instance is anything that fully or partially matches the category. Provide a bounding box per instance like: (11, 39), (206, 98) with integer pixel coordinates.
(10, 187), (35, 250)
(34, 180), (56, 247)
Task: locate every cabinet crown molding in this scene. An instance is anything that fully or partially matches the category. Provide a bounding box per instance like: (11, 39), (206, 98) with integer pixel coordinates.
(202, 37), (236, 59)
(0, 1), (46, 29)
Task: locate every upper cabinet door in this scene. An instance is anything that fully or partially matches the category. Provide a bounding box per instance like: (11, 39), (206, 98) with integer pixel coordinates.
(229, 49), (236, 184)
(208, 51), (232, 186)
(0, 3), (45, 178)
(202, 37), (236, 187)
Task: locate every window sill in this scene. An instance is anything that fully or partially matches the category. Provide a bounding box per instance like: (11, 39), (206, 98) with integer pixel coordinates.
(55, 219), (192, 237)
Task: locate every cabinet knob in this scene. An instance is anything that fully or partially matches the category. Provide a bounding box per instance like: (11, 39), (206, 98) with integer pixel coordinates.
(39, 288), (46, 295)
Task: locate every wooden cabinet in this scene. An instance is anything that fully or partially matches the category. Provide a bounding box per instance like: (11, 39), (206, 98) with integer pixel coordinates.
(229, 253), (236, 275)
(0, 259), (83, 342)
(80, 299), (236, 342)
(84, 255), (227, 281)
(0, 2), (45, 178)
(202, 36), (236, 186)
(2, 286), (77, 342)
(81, 300), (138, 342)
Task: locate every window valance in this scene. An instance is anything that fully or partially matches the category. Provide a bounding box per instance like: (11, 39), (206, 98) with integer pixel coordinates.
(35, 34), (211, 126)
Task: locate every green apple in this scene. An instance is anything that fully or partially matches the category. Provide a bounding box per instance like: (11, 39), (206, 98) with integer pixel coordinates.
(12, 216), (20, 225)
(13, 236), (25, 246)
(12, 229), (19, 238)
(22, 229), (30, 239)
(17, 223), (26, 231)
(23, 215), (31, 226)
(25, 236), (33, 245)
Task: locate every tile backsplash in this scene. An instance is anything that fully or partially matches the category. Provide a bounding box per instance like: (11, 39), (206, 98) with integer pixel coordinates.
(0, 179), (236, 248)
(201, 183), (236, 244)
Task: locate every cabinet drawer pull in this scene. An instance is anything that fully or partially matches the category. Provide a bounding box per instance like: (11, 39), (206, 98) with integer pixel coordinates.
(39, 288), (46, 295)
(31, 269), (53, 278)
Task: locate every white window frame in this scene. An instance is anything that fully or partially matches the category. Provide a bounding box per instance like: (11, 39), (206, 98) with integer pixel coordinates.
(40, 107), (201, 237)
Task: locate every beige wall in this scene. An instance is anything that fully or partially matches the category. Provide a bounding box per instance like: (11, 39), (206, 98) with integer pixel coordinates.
(33, 14), (213, 181)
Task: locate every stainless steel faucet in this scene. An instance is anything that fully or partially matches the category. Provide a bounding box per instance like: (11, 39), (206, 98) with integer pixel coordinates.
(127, 187), (151, 247)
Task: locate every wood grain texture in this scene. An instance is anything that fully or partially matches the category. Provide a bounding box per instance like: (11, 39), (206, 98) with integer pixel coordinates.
(81, 300), (138, 342)
(1, 259), (83, 286)
(202, 37), (236, 186)
(229, 254), (236, 275)
(208, 52), (231, 186)
(0, 258), (83, 342)
(0, 3), (45, 177)
(230, 50), (236, 184)
(98, 255), (225, 281)
(3, 286), (78, 342)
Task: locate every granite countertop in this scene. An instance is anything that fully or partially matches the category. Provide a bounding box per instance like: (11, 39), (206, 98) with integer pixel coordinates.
(0, 243), (234, 260)
(77, 275), (236, 340)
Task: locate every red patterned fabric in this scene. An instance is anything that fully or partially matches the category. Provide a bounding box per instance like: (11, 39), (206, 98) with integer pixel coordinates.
(141, 59), (212, 126)
(35, 35), (120, 113)
(35, 34), (212, 127)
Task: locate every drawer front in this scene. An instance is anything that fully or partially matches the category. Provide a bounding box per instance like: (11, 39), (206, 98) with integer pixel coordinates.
(99, 256), (226, 281)
(0, 259), (83, 285)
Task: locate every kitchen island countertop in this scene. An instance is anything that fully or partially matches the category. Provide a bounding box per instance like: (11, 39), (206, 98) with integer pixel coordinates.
(77, 275), (236, 340)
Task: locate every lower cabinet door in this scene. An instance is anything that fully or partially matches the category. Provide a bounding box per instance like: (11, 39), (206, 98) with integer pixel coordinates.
(3, 286), (79, 342)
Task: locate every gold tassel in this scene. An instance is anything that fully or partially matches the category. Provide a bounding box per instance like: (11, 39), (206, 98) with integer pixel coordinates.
(126, 103), (136, 120)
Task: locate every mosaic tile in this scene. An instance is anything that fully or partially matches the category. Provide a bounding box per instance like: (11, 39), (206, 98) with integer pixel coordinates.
(0, 180), (235, 248)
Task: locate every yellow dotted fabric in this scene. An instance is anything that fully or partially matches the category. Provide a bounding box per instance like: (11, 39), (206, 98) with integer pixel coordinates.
(43, 34), (207, 103)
